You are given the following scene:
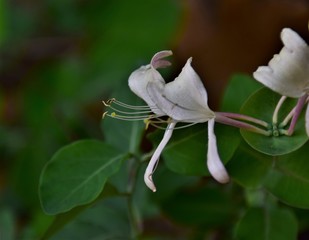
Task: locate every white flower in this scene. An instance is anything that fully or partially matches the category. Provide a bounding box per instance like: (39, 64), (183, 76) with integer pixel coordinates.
(128, 51), (230, 192)
(253, 28), (309, 136)
(253, 28), (309, 98)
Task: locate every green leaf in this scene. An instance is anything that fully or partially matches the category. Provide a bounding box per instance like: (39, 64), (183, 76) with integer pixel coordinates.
(0, 0), (5, 45)
(152, 123), (240, 176)
(101, 86), (144, 153)
(41, 184), (118, 240)
(221, 74), (262, 112)
(240, 87), (308, 156)
(0, 208), (15, 240)
(227, 141), (272, 188)
(161, 186), (235, 227)
(39, 140), (127, 215)
(235, 207), (297, 240)
(50, 197), (132, 240)
(264, 143), (309, 208)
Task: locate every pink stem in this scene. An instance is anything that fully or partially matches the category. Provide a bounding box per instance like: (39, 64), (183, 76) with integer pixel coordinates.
(287, 94), (307, 136)
(215, 114), (271, 136)
(216, 112), (269, 128)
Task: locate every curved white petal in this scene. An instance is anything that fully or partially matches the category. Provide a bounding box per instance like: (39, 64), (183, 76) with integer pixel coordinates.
(253, 28), (309, 98)
(147, 58), (215, 122)
(128, 65), (165, 115)
(207, 119), (230, 184)
(306, 104), (309, 137)
(128, 51), (174, 115)
(144, 122), (176, 192)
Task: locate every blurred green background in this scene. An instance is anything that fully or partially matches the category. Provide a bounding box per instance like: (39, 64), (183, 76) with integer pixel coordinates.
(1, 0), (309, 239)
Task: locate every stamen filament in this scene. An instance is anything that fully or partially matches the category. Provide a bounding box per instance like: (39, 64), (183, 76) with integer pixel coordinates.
(104, 98), (156, 110)
(280, 107), (295, 128)
(272, 96), (287, 124)
(107, 105), (154, 115)
(104, 112), (154, 121)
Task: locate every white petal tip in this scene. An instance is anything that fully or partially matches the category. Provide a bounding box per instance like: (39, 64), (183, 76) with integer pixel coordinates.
(218, 176), (230, 184)
(208, 165), (230, 184)
(144, 174), (157, 192)
(281, 27), (307, 49)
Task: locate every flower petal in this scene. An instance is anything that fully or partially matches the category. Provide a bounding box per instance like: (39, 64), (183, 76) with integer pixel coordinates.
(306, 104), (309, 137)
(151, 50), (173, 69)
(128, 51), (174, 115)
(207, 118), (230, 184)
(128, 65), (165, 115)
(253, 28), (309, 98)
(147, 58), (215, 122)
(144, 122), (176, 192)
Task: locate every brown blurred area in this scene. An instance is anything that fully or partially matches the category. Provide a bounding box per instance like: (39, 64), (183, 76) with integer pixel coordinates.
(175, 0), (309, 109)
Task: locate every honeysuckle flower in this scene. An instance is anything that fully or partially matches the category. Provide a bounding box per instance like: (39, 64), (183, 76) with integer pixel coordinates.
(128, 50), (229, 191)
(253, 28), (309, 136)
(104, 51), (270, 192)
(254, 28), (309, 98)
(103, 51), (229, 192)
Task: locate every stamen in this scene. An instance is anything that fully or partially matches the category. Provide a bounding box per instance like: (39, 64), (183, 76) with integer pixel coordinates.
(107, 105), (154, 115)
(104, 112), (154, 121)
(144, 118), (169, 129)
(280, 107), (295, 128)
(102, 111), (108, 119)
(111, 98), (156, 110)
(272, 96), (287, 124)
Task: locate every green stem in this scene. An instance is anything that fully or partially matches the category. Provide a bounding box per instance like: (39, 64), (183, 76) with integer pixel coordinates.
(126, 157), (142, 238)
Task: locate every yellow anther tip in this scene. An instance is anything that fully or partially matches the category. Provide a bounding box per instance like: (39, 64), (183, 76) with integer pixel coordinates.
(144, 119), (151, 129)
(111, 112), (116, 117)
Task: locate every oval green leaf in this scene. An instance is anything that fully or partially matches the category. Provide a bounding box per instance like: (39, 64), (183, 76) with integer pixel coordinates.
(161, 187), (235, 226)
(264, 143), (309, 208)
(221, 74), (261, 112)
(235, 207), (297, 240)
(240, 87), (308, 156)
(227, 141), (272, 188)
(39, 140), (127, 215)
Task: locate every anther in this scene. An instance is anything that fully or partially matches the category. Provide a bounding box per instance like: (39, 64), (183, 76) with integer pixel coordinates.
(102, 100), (110, 107)
(106, 98), (115, 104)
(144, 119), (151, 129)
(102, 111), (108, 119)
